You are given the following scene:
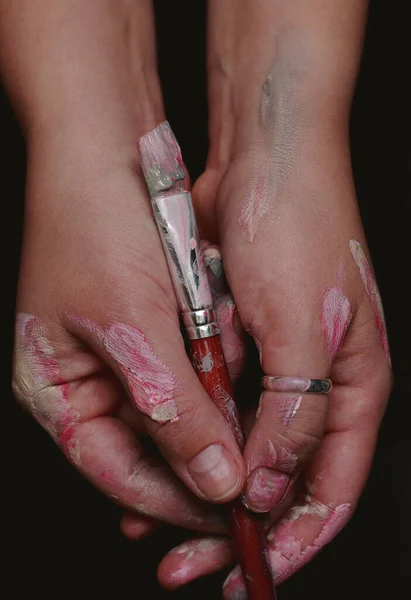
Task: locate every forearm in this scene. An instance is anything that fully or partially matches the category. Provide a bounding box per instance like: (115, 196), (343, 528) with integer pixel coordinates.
(207, 0), (368, 165)
(0, 0), (163, 144)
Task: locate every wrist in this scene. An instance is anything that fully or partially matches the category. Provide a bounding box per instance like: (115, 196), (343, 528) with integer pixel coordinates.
(207, 1), (367, 166)
(1, 0), (163, 139)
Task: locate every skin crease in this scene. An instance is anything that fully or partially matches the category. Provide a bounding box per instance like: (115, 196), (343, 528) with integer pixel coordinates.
(13, 314), (81, 464)
(271, 395), (303, 427)
(349, 239), (391, 365)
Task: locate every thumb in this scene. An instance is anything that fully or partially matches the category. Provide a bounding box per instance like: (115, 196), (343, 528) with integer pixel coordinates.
(238, 284), (350, 513)
(66, 306), (245, 504)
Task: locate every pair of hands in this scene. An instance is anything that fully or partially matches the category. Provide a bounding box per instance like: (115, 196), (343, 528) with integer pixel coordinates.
(8, 0), (392, 596)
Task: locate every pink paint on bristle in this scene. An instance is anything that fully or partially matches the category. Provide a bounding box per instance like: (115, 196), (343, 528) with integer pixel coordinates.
(137, 121), (186, 195)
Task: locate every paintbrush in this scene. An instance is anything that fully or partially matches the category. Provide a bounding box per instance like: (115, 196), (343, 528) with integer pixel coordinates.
(138, 121), (277, 600)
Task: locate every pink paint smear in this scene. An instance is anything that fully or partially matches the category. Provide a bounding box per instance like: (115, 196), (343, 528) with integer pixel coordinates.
(224, 502), (351, 598)
(321, 285), (352, 360)
(215, 294), (245, 380)
(104, 322), (179, 423)
(13, 314), (80, 463)
(349, 240), (391, 365)
(268, 502), (351, 583)
(238, 167), (270, 243)
(70, 316), (180, 423)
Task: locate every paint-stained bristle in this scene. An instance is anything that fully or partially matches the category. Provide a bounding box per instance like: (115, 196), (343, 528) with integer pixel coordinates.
(138, 121), (186, 197)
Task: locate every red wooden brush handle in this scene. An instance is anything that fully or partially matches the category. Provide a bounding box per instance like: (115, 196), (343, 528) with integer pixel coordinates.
(190, 335), (277, 600)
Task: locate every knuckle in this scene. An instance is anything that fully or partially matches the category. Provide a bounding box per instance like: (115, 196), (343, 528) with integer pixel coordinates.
(282, 428), (323, 462)
(149, 397), (207, 456)
(12, 350), (37, 411)
(349, 364), (393, 427)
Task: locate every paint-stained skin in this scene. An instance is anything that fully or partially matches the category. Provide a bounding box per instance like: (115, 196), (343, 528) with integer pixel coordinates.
(12, 314), (81, 464)
(86, 319), (180, 424)
(202, 243), (246, 380)
(223, 565), (247, 600)
(244, 467), (289, 513)
(215, 295), (246, 381)
(228, 500), (351, 597)
(161, 537), (233, 588)
(13, 314), (227, 532)
(267, 501), (351, 583)
(238, 36), (308, 242)
(256, 393), (302, 428)
(213, 383), (244, 448)
(160, 498), (351, 596)
(349, 239), (391, 365)
(321, 285), (352, 360)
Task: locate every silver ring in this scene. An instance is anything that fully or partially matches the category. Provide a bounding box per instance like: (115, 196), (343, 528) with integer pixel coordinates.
(262, 376), (332, 394)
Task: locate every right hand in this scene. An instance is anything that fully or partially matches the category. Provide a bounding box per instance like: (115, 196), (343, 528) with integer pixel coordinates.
(12, 130), (248, 533)
(4, 0), (246, 539)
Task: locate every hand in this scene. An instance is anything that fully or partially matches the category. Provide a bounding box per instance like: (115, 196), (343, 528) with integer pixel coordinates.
(8, 0), (248, 544)
(159, 126), (393, 598)
(157, 1), (392, 594)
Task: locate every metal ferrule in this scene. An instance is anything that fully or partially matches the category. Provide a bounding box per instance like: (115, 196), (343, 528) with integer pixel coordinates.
(151, 192), (219, 340)
(183, 309), (220, 340)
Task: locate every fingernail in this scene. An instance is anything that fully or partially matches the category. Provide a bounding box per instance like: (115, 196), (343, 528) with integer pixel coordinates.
(244, 468), (289, 513)
(188, 444), (242, 501)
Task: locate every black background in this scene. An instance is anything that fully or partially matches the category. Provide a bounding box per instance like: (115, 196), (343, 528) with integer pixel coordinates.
(3, 1), (410, 598)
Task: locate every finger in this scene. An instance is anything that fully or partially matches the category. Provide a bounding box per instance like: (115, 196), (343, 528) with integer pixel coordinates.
(120, 512), (161, 540)
(157, 476), (299, 589)
(12, 314), (227, 532)
(215, 294), (247, 382)
(223, 321), (391, 598)
(223, 429), (375, 598)
(70, 414), (228, 531)
(242, 329), (332, 513)
(158, 536), (235, 590)
(203, 242), (247, 381)
(229, 257), (354, 512)
(66, 314), (245, 503)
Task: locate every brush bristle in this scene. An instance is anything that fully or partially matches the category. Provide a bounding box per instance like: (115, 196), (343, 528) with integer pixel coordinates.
(137, 121), (185, 197)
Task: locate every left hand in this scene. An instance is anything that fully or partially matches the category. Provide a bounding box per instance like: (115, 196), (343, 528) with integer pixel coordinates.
(154, 28), (392, 596)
